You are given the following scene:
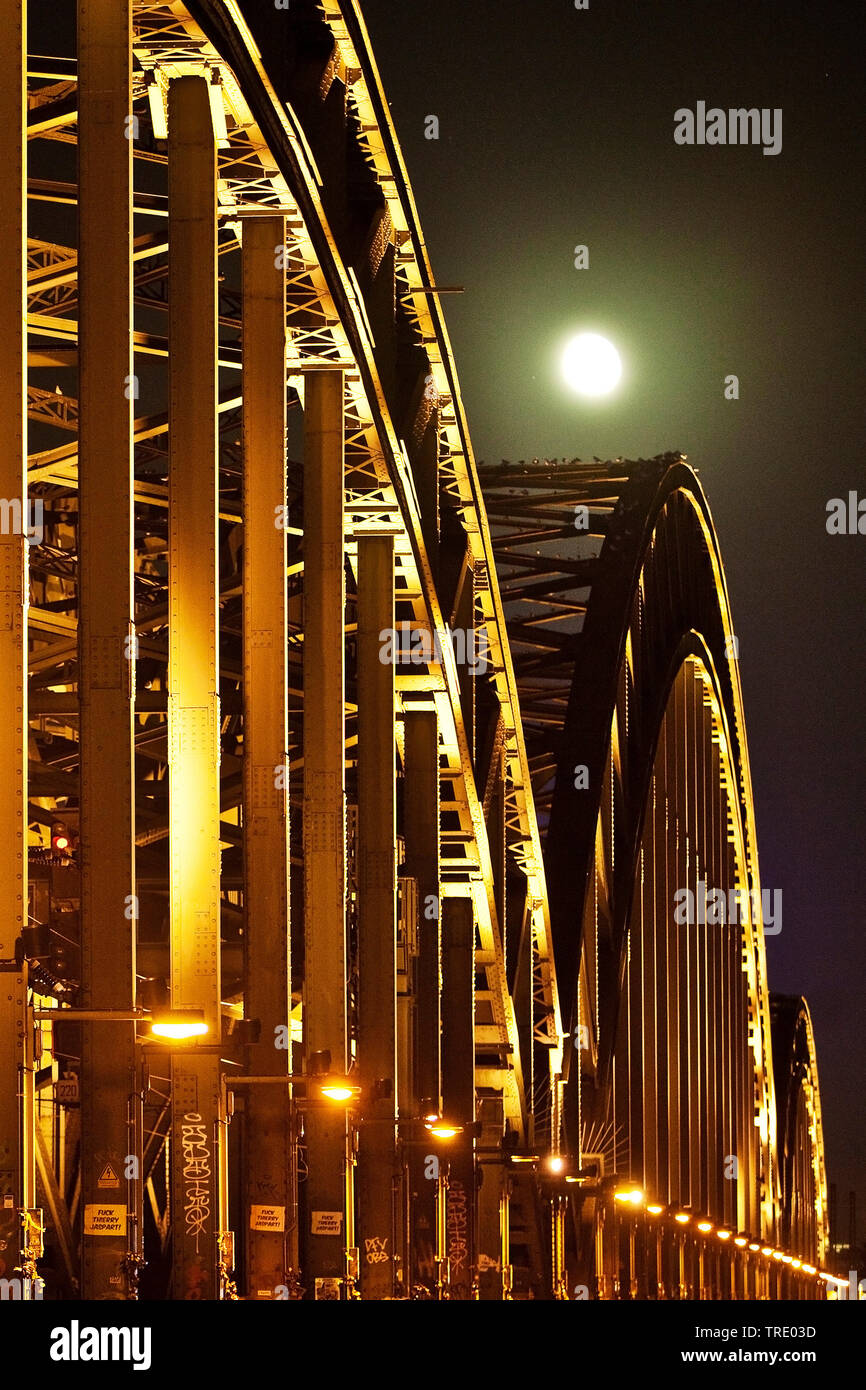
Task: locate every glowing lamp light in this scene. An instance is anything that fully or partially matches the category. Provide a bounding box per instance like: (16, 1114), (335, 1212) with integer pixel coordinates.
(613, 1186), (644, 1207)
(791, 1258), (802, 1269)
(781, 1254), (793, 1265)
(547, 1155), (566, 1175)
(771, 1250), (785, 1262)
(646, 1204), (665, 1216)
(748, 1242), (761, 1252)
(716, 1228), (732, 1242)
(674, 1211), (691, 1225)
(803, 1265), (816, 1275)
(320, 1084), (354, 1102)
(425, 1120), (461, 1140)
(734, 1235), (749, 1248)
(319, 1079), (362, 1103)
(697, 1219), (714, 1234)
(150, 1009), (208, 1040)
(561, 332), (623, 397)
(761, 1247), (774, 1257)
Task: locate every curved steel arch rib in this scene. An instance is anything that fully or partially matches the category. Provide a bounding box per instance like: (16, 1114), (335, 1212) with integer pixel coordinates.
(771, 996), (829, 1266)
(484, 455), (826, 1256)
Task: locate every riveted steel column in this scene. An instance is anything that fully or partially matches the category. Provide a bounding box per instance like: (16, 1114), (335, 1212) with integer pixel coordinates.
(302, 371), (348, 1296)
(404, 712), (441, 1115)
(441, 893), (476, 1299)
(0, 0), (32, 1292)
(477, 1097), (506, 1299)
(356, 535), (396, 1298)
(77, 0), (140, 1299)
(167, 75), (223, 1301)
(241, 215), (294, 1298)
(403, 708), (440, 1289)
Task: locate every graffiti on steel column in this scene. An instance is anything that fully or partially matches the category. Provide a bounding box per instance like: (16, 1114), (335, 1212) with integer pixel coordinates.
(364, 1235), (389, 1264)
(180, 1112), (211, 1252)
(446, 1181), (469, 1283)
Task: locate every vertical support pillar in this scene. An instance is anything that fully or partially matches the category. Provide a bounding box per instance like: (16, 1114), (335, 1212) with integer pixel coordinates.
(167, 75), (223, 1301)
(302, 370), (348, 1297)
(441, 894), (476, 1299)
(241, 216), (293, 1297)
(477, 1096), (506, 1299)
(0, 0), (31, 1296)
(356, 536), (397, 1298)
(403, 709), (440, 1289)
(77, 0), (140, 1299)
(404, 712), (440, 1114)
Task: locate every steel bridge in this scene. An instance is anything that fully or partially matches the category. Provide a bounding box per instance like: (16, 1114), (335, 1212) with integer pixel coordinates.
(0, 0), (828, 1300)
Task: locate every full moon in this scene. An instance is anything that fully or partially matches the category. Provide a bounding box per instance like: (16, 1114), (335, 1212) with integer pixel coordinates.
(562, 332), (622, 396)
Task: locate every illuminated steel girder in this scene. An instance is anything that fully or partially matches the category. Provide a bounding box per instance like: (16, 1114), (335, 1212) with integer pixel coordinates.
(403, 709), (441, 1291)
(241, 215), (294, 1298)
(76, 0), (141, 1301)
(167, 74), (225, 1302)
(0, 0), (32, 1297)
(302, 370), (350, 1298)
(441, 895), (476, 1299)
(356, 534), (398, 1298)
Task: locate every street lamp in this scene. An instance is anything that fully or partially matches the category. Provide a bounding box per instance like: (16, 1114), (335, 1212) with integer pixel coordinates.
(149, 1008), (208, 1040)
(613, 1185), (644, 1207)
(425, 1118), (462, 1140)
(318, 1079), (362, 1103)
(32, 1004), (209, 1041)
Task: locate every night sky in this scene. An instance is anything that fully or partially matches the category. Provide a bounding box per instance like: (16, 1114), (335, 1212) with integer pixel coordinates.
(361, 0), (865, 1236)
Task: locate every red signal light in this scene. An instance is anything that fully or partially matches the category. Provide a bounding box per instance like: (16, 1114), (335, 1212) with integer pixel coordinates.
(51, 824), (71, 853)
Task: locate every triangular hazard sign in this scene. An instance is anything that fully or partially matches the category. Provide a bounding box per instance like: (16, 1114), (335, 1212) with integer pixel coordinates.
(99, 1163), (118, 1182)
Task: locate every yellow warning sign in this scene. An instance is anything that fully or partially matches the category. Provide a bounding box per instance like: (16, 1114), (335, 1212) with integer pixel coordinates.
(250, 1205), (285, 1232)
(84, 1204), (126, 1237)
(97, 1163), (120, 1189)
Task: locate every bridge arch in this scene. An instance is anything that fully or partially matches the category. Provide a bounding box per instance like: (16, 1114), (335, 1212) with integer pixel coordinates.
(543, 462), (776, 1232)
(485, 456), (828, 1292)
(771, 996), (829, 1267)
